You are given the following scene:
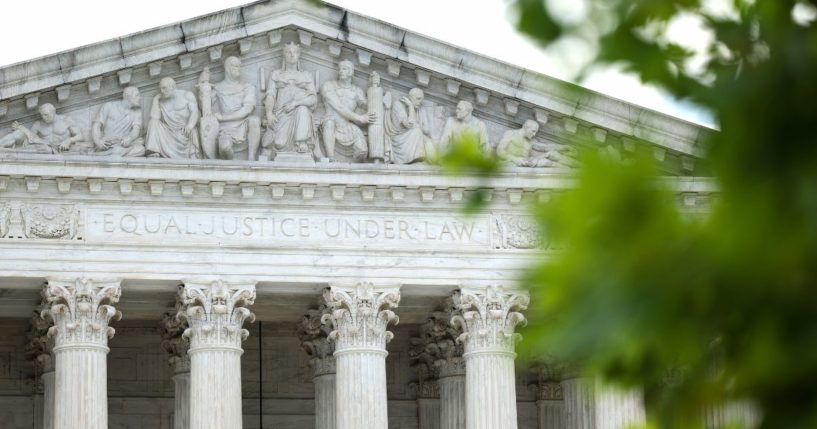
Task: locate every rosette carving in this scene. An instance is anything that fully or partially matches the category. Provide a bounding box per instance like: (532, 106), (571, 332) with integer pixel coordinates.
(451, 286), (529, 354)
(178, 280), (256, 350)
(43, 278), (122, 348)
(321, 283), (401, 352)
(495, 215), (543, 249)
(298, 306), (336, 377)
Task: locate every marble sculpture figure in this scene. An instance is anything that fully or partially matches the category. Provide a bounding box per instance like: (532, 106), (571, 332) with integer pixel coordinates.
(0, 103), (89, 154)
(145, 77), (201, 159)
(385, 88), (431, 164)
(92, 86), (146, 157)
(497, 120), (579, 168)
(318, 59), (375, 162)
(262, 42), (318, 159)
(439, 100), (490, 153)
(201, 56), (261, 160)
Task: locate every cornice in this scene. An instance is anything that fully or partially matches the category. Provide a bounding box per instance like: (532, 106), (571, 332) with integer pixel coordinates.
(0, 0), (712, 161)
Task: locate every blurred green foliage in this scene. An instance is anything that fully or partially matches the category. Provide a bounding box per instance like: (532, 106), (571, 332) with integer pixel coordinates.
(443, 0), (817, 427)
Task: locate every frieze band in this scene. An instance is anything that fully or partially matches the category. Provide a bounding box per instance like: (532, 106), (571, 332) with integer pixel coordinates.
(0, 43), (578, 169)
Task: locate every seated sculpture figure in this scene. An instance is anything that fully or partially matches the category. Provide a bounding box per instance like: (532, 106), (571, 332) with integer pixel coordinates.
(438, 100), (490, 153)
(199, 57), (261, 160)
(497, 119), (579, 168)
(0, 103), (90, 154)
(146, 77), (201, 159)
(318, 59), (375, 162)
(261, 43), (318, 159)
(385, 88), (432, 164)
(92, 86), (146, 157)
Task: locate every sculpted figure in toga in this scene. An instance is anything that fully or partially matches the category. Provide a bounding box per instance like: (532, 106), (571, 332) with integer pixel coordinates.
(318, 59), (376, 162)
(496, 120), (579, 168)
(385, 88), (432, 164)
(146, 77), (201, 159)
(200, 56), (261, 160)
(0, 103), (91, 154)
(92, 86), (146, 157)
(261, 43), (318, 159)
(439, 100), (490, 154)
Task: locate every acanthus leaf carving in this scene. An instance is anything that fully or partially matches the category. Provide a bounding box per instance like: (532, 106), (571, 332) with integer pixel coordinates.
(450, 286), (529, 355)
(177, 280), (256, 350)
(43, 278), (122, 348)
(321, 283), (400, 352)
(161, 285), (190, 372)
(298, 305), (336, 377)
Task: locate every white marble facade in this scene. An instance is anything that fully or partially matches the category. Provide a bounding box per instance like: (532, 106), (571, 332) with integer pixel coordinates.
(0, 0), (721, 428)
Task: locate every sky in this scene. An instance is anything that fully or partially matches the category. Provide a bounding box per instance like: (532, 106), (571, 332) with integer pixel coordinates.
(0, 0), (713, 125)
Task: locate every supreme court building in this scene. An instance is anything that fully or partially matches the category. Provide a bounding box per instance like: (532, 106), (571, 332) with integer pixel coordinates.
(0, 1), (720, 428)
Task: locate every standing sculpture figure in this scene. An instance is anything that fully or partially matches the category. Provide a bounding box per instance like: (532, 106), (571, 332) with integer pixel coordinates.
(366, 71), (388, 163)
(146, 77), (201, 159)
(496, 120), (579, 168)
(199, 57), (261, 160)
(91, 86), (146, 157)
(261, 42), (318, 159)
(439, 100), (490, 153)
(0, 104), (90, 154)
(318, 59), (376, 162)
(385, 88), (432, 165)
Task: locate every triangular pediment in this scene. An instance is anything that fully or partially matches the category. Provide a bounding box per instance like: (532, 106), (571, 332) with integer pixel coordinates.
(0, 0), (710, 175)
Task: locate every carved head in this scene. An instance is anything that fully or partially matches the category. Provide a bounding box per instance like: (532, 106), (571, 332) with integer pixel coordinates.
(523, 120), (539, 140)
(284, 42), (301, 65)
(38, 104), (56, 124)
(455, 100), (473, 120)
(159, 77), (177, 99)
(224, 56), (242, 80)
(123, 86), (141, 108)
(408, 88), (425, 109)
(369, 71), (381, 86)
(338, 59), (355, 80)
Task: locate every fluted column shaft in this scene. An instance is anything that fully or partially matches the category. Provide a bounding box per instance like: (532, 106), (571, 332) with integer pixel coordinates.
(464, 350), (518, 429)
(418, 398), (442, 429)
(44, 278), (121, 429)
(42, 370), (55, 429)
(323, 284), (401, 429)
(179, 280), (256, 429)
(439, 370), (466, 429)
(537, 399), (564, 429)
(562, 378), (595, 429)
(595, 384), (646, 429)
(313, 371), (337, 429)
(452, 287), (529, 429)
(172, 359), (191, 429)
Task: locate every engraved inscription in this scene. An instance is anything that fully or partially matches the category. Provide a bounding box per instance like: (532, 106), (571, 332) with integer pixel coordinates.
(85, 208), (490, 249)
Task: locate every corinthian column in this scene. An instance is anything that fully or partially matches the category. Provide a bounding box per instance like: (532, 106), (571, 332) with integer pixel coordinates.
(530, 358), (565, 429)
(43, 278), (122, 429)
(178, 280), (256, 429)
(162, 290), (191, 429)
(409, 317), (441, 429)
(299, 307), (336, 429)
(322, 283), (401, 429)
(451, 286), (529, 429)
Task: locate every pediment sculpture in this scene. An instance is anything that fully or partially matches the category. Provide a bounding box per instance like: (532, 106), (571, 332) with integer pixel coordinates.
(0, 41), (579, 169)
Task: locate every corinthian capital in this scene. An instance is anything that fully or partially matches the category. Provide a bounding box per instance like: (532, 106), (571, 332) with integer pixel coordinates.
(42, 278), (122, 348)
(161, 286), (190, 372)
(25, 298), (54, 378)
(451, 285), (529, 355)
(322, 283), (401, 352)
(299, 306), (336, 376)
(178, 280), (256, 350)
